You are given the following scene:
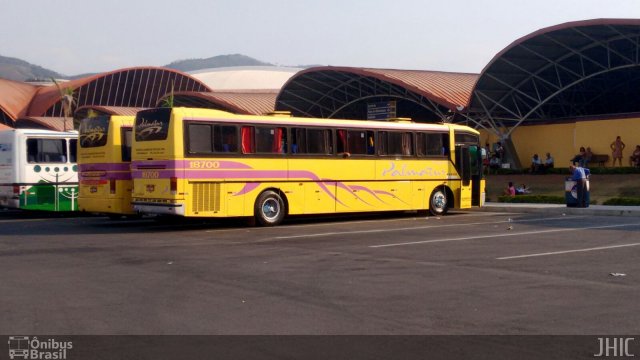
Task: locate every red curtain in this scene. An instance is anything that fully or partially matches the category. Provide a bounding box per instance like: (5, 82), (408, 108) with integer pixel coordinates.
(272, 128), (283, 153)
(242, 127), (254, 153)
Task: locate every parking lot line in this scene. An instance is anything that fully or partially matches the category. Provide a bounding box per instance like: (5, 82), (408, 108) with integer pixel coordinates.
(369, 222), (640, 248)
(271, 215), (587, 241)
(497, 242), (640, 260)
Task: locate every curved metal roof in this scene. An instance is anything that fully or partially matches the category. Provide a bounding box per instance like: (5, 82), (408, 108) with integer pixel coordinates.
(75, 105), (145, 118)
(190, 66), (301, 90)
(468, 18), (640, 128)
(0, 78), (40, 126)
(15, 117), (73, 131)
(276, 66), (478, 122)
(27, 67), (212, 117)
(162, 90), (278, 115)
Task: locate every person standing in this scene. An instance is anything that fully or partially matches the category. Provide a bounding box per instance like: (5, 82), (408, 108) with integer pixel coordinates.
(610, 136), (626, 167)
(569, 164), (588, 207)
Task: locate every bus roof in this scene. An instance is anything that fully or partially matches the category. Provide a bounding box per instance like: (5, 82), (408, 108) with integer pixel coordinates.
(166, 107), (479, 134)
(1, 128), (78, 136)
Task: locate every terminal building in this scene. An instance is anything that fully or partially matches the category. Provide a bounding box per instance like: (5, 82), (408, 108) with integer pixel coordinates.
(1, 18), (639, 168)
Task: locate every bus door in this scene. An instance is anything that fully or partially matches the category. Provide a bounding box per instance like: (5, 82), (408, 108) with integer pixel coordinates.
(455, 144), (482, 207)
(468, 145), (482, 206)
(455, 145), (472, 208)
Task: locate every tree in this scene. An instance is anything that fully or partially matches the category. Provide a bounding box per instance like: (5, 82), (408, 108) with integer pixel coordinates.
(51, 78), (76, 131)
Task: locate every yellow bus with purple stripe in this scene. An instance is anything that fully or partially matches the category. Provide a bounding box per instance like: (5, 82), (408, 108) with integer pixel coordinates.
(131, 107), (484, 226)
(78, 115), (135, 216)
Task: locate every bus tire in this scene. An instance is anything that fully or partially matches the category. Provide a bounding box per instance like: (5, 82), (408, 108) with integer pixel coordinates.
(255, 190), (285, 226)
(429, 187), (449, 216)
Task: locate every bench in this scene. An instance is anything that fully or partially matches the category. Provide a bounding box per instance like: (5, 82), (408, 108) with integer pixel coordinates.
(590, 154), (609, 167)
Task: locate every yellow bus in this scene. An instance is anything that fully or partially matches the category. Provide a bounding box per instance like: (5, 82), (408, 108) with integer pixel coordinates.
(78, 115), (135, 217)
(131, 107), (484, 226)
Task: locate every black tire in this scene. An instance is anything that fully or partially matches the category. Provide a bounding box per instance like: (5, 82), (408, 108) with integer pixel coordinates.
(255, 190), (285, 226)
(429, 187), (449, 216)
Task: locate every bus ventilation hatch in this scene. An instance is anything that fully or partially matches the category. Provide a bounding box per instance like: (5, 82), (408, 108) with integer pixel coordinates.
(192, 182), (221, 213)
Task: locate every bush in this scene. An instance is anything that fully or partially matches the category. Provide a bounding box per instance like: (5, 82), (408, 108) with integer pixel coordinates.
(497, 195), (566, 204)
(489, 166), (640, 175)
(602, 197), (640, 206)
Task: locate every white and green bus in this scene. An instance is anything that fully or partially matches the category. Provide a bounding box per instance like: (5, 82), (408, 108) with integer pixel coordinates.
(0, 129), (79, 211)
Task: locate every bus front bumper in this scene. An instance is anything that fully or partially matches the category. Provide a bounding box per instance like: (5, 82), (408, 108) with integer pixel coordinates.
(132, 201), (185, 216)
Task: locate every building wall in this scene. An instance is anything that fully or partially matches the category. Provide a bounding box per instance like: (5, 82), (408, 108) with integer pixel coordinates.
(480, 116), (640, 168)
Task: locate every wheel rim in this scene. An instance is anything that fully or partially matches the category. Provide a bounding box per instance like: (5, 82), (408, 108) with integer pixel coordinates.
(262, 198), (280, 220)
(432, 191), (446, 212)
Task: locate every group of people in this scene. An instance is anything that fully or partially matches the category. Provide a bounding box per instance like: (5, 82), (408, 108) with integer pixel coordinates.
(503, 182), (531, 197)
(611, 136), (640, 167)
(530, 152), (554, 174)
(570, 146), (593, 167)
(571, 136), (640, 167)
(483, 141), (505, 173)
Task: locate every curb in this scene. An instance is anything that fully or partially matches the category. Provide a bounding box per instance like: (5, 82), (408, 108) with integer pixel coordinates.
(476, 203), (640, 217)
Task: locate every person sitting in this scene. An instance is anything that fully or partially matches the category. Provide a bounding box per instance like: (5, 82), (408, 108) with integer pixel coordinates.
(515, 183), (531, 195)
(530, 154), (542, 174)
(542, 152), (554, 172)
(630, 145), (640, 167)
(489, 155), (501, 173)
(504, 181), (516, 197)
(582, 147), (593, 168)
(571, 146), (586, 165)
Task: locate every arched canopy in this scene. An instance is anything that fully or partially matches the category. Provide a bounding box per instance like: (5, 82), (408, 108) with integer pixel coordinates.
(27, 67), (212, 118)
(468, 19), (640, 131)
(75, 105), (145, 119)
(276, 66), (477, 122)
(159, 90), (278, 115)
(0, 78), (40, 126)
(15, 117), (73, 131)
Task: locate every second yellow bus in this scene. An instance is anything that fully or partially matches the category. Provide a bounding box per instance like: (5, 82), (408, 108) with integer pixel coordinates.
(78, 115), (135, 217)
(131, 107), (484, 226)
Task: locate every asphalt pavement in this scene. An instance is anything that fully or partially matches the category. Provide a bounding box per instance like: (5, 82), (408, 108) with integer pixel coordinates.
(480, 202), (640, 217)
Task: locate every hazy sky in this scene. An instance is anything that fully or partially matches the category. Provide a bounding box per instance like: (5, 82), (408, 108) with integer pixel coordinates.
(2, 0), (640, 76)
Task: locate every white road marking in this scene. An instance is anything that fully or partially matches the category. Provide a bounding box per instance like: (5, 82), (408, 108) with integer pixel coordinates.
(274, 215), (587, 240)
(497, 242), (640, 260)
(369, 222), (640, 248)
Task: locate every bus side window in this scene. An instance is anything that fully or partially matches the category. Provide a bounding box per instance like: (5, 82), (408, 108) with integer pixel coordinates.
(188, 124), (213, 153)
(215, 125), (238, 153)
(241, 126), (255, 154)
(336, 130), (347, 154)
(69, 139), (78, 163)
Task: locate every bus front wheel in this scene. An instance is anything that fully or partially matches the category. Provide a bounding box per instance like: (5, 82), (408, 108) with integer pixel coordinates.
(429, 188), (449, 216)
(255, 190), (285, 226)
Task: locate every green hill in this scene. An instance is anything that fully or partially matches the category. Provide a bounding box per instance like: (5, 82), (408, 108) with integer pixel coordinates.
(164, 54), (273, 72)
(0, 53), (279, 82)
(0, 54), (64, 81)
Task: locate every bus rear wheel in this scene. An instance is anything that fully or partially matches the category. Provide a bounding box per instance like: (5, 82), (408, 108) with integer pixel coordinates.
(255, 190), (285, 226)
(429, 188), (448, 216)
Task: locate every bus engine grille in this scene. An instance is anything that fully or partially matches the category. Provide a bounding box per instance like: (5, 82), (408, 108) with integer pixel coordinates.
(192, 182), (221, 213)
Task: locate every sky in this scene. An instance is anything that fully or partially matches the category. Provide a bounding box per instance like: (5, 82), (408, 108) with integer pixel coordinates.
(2, 0), (640, 76)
